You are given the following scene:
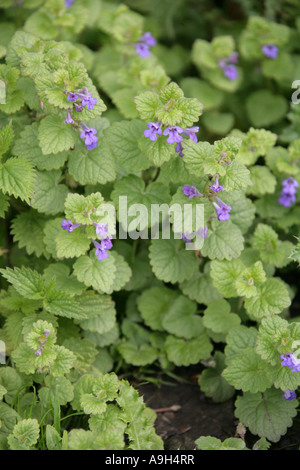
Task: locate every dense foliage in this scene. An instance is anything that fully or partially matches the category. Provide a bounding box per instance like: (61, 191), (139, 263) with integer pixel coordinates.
(1, 0), (300, 450)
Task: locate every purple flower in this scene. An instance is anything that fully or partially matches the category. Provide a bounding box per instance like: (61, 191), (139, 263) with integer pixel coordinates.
(35, 349), (42, 356)
(163, 126), (183, 144)
(65, 0), (75, 7)
(182, 126), (199, 143)
(176, 142), (184, 157)
(144, 122), (162, 141)
(67, 92), (78, 102)
(80, 93), (97, 110)
(278, 193), (296, 207)
(182, 232), (192, 243)
(223, 64), (238, 81)
(212, 198), (232, 221)
(227, 51), (239, 64)
(61, 219), (80, 233)
(65, 110), (74, 124)
(219, 52), (239, 80)
(210, 177), (224, 193)
(282, 390), (297, 401)
(196, 226), (208, 239)
(94, 222), (109, 238)
(74, 103), (83, 112)
(281, 353), (300, 372)
(44, 329), (50, 338)
(80, 124), (98, 151)
(139, 32), (156, 47)
(262, 44), (279, 59)
(282, 177), (299, 192)
(182, 185), (201, 199)
(135, 43), (151, 58)
(278, 177), (298, 207)
(93, 238), (112, 261)
(102, 237), (113, 251)
(94, 241), (109, 261)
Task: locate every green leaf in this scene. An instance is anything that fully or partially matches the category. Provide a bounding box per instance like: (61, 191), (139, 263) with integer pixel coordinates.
(68, 144), (116, 186)
(43, 263), (85, 296)
(0, 122), (14, 157)
(116, 380), (164, 450)
(137, 286), (179, 331)
(255, 316), (294, 366)
(138, 136), (174, 167)
(182, 139), (212, 177)
(117, 341), (159, 367)
(77, 291), (116, 334)
(0, 157), (35, 203)
(218, 160), (252, 192)
(201, 220), (244, 261)
(235, 261), (266, 298)
(253, 224), (293, 268)
(165, 334), (212, 367)
(38, 115), (77, 155)
(134, 91), (161, 122)
(149, 238), (199, 284)
(63, 338), (97, 374)
(43, 290), (87, 320)
(49, 345), (76, 377)
(162, 295), (205, 339)
(111, 175), (170, 231)
(104, 120), (150, 172)
(198, 352), (235, 403)
(220, 191), (255, 234)
(12, 123), (68, 171)
(179, 264), (222, 305)
(244, 278), (291, 319)
(224, 325), (258, 365)
(8, 419), (39, 450)
(11, 211), (49, 258)
(235, 388), (298, 443)
(246, 90), (288, 127)
(73, 252), (116, 294)
(195, 436), (246, 450)
(0, 367), (23, 405)
(203, 299), (241, 335)
(246, 166), (276, 196)
(222, 348), (273, 393)
(31, 170), (68, 215)
(210, 258), (244, 298)
(55, 228), (91, 259)
(0, 267), (45, 299)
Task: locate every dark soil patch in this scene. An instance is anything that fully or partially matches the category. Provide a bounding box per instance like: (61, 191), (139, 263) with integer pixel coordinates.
(133, 369), (300, 450)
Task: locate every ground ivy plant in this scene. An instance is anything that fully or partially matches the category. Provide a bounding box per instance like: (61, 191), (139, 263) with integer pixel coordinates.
(1, 0), (300, 451)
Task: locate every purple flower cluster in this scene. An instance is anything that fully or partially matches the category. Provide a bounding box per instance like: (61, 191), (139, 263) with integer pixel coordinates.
(219, 51), (239, 81)
(210, 177), (224, 193)
(67, 88), (97, 111)
(143, 121), (199, 158)
(64, 88), (98, 151)
(281, 353), (300, 373)
(61, 219), (80, 232)
(93, 223), (113, 261)
(65, 0), (75, 8)
(282, 390), (297, 401)
(212, 198), (232, 221)
(80, 123), (98, 151)
(182, 185), (201, 199)
(278, 177), (298, 207)
(262, 44), (279, 59)
(34, 329), (50, 357)
(181, 226), (208, 244)
(61, 219), (113, 262)
(135, 32), (156, 58)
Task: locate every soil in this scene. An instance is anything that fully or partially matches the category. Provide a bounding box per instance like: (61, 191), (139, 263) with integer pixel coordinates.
(133, 368), (300, 451)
